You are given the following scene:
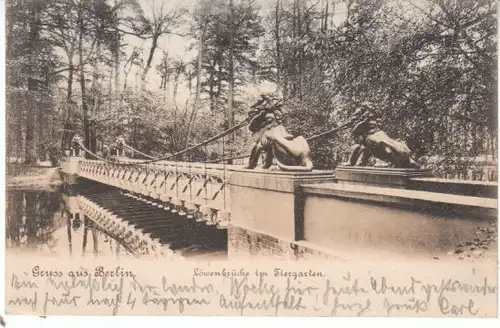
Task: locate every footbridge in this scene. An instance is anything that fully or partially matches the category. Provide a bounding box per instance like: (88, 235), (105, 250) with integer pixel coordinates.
(60, 154), (497, 261)
(59, 96), (498, 260)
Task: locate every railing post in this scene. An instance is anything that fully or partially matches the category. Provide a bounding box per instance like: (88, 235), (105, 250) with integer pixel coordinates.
(60, 149), (83, 185)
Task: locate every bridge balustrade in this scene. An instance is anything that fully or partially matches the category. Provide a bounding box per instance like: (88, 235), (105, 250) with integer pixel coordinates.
(60, 154), (498, 260)
(73, 159), (233, 228)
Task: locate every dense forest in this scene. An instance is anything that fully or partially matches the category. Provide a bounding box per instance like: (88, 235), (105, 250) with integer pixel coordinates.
(5, 0), (498, 180)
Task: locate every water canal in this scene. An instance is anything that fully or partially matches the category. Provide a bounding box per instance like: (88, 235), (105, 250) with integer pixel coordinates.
(5, 181), (228, 262)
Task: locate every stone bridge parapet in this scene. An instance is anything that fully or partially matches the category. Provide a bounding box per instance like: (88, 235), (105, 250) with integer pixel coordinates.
(61, 158), (498, 261)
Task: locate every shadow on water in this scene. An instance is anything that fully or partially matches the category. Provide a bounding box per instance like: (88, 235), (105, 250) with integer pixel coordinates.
(5, 187), (135, 258)
(6, 183), (228, 261)
(6, 189), (62, 250)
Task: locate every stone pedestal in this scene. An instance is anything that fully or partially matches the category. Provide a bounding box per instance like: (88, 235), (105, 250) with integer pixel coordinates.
(335, 165), (433, 189)
(60, 157), (81, 185)
(228, 168), (334, 246)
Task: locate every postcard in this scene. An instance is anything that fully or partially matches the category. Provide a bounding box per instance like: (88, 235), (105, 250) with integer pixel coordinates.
(3, 0), (498, 318)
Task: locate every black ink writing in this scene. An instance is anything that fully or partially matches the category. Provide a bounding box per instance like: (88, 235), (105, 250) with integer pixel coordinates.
(142, 292), (210, 313)
(126, 292), (137, 310)
(87, 277), (124, 315)
(129, 275), (159, 294)
(329, 296), (371, 316)
(8, 293), (38, 311)
(43, 292), (80, 315)
(68, 269), (89, 278)
(421, 277), (497, 303)
(438, 297), (479, 316)
(370, 276), (421, 295)
(322, 276), (367, 306)
(229, 275), (279, 299)
(162, 277), (213, 295)
(383, 297), (428, 315)
(219, 276), (306, 315)
(94, 266), (134, 278)
(274, 268), (323, 280)
(32, 266), (63, 278)
(11, 274), (38, 290)
(193, 268), (250, 277)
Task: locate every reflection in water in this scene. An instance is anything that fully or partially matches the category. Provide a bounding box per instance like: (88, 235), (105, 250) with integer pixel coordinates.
(6, 189), (62, 250)
(5, 188), (133, 258)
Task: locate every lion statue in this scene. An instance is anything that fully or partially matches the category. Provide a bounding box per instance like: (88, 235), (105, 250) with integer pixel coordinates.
(338, 103), (419, 169)
(244, 94), (313, 171)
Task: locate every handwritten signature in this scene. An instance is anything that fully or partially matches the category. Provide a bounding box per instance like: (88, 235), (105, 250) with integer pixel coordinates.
(5, 269), (497, 317)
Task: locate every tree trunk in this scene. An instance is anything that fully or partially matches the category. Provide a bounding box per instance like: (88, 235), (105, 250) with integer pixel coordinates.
(108, 66), (113, 118)
(92, 227), (98, 257)
(36, 76), (47, 161)
(25, 2), (41, 165)
(78, 7), (90, 157)
(330, 0), (335, 29)
(114, 0), (121, 107)
(141, 34), (160, 88)
(82, 216), (88, 256)
(132, 120), (138, 152)
(90, 32), (102, 155)
(17, 111), (23, 163)
(173, 67), (181, 108)
(296, 0), (303, 99)
(321, 0), (330, 33)
(25, 192), (38, 247)
(61, 62), (74, 150)
(275, 0), (281, 91)
(66, 211), (72, 256)
(135, 68), (140, 92)
(227, 0), (235, 147)
(209, 59), (216, 111)
(25, 78), (37, 165)
(186, 22), (207, 147)
(324, 1), (329, 32)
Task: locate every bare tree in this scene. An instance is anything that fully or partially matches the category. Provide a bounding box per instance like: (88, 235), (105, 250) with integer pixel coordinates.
(185, 0), (213, 146)
(121, 0), (186, 88)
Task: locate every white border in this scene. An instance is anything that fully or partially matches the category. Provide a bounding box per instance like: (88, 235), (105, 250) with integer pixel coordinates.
(0, 0), (498, 327)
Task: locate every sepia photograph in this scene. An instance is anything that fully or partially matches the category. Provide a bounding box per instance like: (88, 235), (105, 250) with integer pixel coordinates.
(2, 0), (498, 318)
